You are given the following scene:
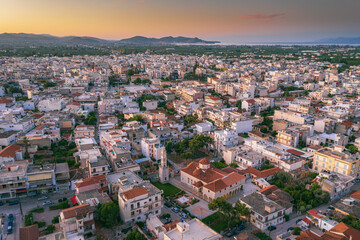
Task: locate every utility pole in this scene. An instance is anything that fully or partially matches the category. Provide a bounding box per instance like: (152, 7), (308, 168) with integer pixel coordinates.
(17, 195), (23, 217)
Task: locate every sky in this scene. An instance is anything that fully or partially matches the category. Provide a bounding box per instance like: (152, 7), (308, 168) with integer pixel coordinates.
(0, 0), (360, 44)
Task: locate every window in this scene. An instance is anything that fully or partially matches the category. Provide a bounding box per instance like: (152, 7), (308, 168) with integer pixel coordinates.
(155, 196), (158, 201)
(137, 202), (140, 208)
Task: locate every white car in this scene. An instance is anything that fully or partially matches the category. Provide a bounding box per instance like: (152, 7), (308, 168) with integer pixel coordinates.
(38, 196), (48, 201)
(42, 200), (52, 206)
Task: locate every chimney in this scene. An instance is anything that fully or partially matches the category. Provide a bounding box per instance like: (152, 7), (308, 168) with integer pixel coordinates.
(265, 204), (275, 213)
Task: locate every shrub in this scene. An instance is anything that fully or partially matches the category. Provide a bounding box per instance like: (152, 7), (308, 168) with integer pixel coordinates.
(37, 221), (46, 228)
(52, 216), (60, 224)
(45, 224), (55, 234)
(30, 208), (44, 213)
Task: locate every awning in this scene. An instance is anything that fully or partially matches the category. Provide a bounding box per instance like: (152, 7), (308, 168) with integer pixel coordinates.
(70, 195), (77, 205)
(16, 189), (27, 193)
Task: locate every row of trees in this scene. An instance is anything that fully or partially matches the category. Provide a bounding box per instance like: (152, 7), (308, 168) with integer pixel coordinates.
(270, 172), (330, 212)
(166, 134), (213, 159)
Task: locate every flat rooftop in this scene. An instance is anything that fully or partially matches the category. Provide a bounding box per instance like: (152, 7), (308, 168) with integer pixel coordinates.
(165, 218), (221, 240)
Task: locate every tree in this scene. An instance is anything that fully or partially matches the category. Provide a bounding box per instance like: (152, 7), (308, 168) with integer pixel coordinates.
(97, 202), (120, 228)
(22, 137), (30, 159)
(236, 100), (242, 110)
(260, 127), (268, 133)
(133, 77), (142, 84)
(234, 202), (251, 221)
(229, 163), (238, 168)
(165, 141), (173, 154)
(208, 197), (234, 228)
(126, 229), (146, 240)
(298, 140), (307, 149)
(84, 111), (97, 125)
(293, 227), (301, 235)
(180, 151), (193, 160)
(348, 145), (358, 154)
(45, 224), (56, 234)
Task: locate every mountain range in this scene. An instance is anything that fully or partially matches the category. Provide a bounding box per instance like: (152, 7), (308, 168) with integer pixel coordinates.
(0, 33), (220, 46)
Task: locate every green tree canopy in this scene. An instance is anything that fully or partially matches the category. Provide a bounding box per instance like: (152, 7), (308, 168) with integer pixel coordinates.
(98, 201), (120, 228)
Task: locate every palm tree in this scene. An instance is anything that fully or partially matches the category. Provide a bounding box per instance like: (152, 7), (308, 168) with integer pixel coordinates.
(22, 137), (30, 159)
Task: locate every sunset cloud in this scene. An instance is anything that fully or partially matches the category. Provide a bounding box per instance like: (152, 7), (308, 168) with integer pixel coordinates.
(238, 13), (287, 22)
(117, 0), (146, 3)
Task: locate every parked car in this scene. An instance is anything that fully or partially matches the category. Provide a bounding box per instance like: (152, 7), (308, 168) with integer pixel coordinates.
(164, 202), (172, 208)
(172, 207), (179, 213)
(7, 222), (13, 234)
(327, 206), (335, 210)
(237, 225), (245, 231)
(295, 219), (302, 223)
(37, 196), (48, 201)
(0, 201), (3, 206)
(180, 212), (188, 219)
(225, 230), (237, 238)
(58, 197), (67, 203)
(8, 214), (13, 222)
(287, 227), (294, 232)
(268, 226), (277, 231)
(8, 200), (18, 206)
(42, 200), (52, 206)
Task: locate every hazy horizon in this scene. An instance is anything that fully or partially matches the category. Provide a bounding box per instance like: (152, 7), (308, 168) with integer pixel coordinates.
(1, 0), (360, 44)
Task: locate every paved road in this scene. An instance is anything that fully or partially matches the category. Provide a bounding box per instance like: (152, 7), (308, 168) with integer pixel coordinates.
(271, 204), (329, 239)
(0, 191), (75, 240)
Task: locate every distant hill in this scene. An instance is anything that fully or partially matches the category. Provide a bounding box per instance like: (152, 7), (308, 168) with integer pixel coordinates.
(117, 36), (220, 45)
(0, 33), (220, 46)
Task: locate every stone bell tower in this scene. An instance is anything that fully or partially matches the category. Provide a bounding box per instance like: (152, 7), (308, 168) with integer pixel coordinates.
(159, 147), (169, 183)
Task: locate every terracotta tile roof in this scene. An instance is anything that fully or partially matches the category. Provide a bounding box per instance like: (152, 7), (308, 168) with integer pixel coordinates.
(75, 175), (107, 189)
(122, 186), (148, 200)
(84, 219), (95, 226)
(246, 99), (256, 104)
(308, 145), (322, 150)
(181, 162), (226, 183)
(258, 185), (279, 195)
(61, 203), (92, 219)
(342, 121), (353, 128)
(0, 144), (21, 158)
(163, 220), (180, 231)
(326, 222), (360, 239)
(295, 229), (322, 240)
(350, 190), (360, 200)
(287, 149), (305, 156)
(193, 181), (203, 187)
(0, 97), (14, 104)
(29, 113), (44, 119)
(222, 172), (245, 186)
(242, 167), (282, 179)
(19, 225), (39, 240)
(307, 209), (321, 219)
(199, 158), (210, 165)
(204, 179), (227, 192)
(302, 217), (312, 225)
(67, 102), (81, 106)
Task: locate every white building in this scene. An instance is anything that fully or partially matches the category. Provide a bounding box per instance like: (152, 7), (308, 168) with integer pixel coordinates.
(195, 121), (213, 133)
(214, 129), (239, 150)
(141, 137), (162, 161)
(118, 183), (162, 223)
(164, 218), (222, 240)
(241, 192), (285, 231)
